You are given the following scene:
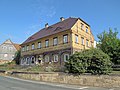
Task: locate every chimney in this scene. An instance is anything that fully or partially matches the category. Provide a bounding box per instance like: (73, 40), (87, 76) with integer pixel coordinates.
(60, 17), (64, 21)
(45, 23), (49, 28)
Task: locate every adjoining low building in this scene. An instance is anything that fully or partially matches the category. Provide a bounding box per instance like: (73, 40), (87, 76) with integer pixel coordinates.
(0, 39), (21, 64)
(20, 17), (94, 68)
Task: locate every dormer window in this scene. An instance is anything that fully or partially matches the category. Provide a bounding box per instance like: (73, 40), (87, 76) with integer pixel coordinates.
(28, 37), (34, 40)
(54, 27), (62, 31)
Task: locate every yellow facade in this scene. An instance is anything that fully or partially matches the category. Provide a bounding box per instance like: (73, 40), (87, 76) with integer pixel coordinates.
(20, 17), (94, 68)
(71, 19), (94, 52)
(21, 30), (72, 56)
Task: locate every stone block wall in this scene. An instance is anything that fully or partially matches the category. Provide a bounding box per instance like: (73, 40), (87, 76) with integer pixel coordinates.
(8, 72), (120, 88)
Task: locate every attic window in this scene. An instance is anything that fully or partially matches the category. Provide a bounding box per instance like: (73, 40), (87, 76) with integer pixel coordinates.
(28, 37), (34, 40)
(54, 27), (62, 31)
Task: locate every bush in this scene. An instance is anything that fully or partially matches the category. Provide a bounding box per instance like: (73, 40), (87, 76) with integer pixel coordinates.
(65, 48), (112, 75)
(65, 51), (89, 74)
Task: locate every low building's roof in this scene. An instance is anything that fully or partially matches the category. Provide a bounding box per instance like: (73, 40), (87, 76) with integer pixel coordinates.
(13, 43), (21, 50)
(0, 39), (21, 51)
(21, 17), (90, 45)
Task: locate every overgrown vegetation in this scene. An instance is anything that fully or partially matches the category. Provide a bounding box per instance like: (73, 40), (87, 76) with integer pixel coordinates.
(14, 50), (21, 64)
(65, 48), (112, 75)
(0, 61), (44, 72)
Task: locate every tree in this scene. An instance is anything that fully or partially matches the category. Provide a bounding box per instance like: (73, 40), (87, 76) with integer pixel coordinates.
(97, 28), (120, 64)
(65, 48), (112, 75)
(14, 50), (21, 64)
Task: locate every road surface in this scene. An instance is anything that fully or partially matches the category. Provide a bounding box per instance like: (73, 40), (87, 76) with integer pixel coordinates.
(0, 76), (119, 90)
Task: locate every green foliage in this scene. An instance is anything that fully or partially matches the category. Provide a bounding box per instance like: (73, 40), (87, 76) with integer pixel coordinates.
(86, 48), (112, 74)
(65, 48), (112, 75)
(14, 50), (21, 64)
(65, 52), (88, 74)
(97, 28), (120, 64)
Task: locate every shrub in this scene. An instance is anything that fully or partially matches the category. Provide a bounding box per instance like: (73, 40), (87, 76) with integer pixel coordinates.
(65, 48), (112, 75)
(65, 52), (88, 74)
(86, 48), (112, 74)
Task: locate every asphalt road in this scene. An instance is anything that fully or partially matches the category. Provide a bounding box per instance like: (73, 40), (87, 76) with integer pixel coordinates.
(0, 76), (119, 90)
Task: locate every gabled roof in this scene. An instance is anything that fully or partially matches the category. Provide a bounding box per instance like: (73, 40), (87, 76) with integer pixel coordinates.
(13, 43), (21, 50)
(21, 17), (90, 45)
(21, 17), (78, 45)
(0, 39), (21, 50)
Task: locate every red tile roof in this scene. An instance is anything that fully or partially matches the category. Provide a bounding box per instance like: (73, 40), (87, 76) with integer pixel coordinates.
(13, 43), (21, 50)
(21, 17), (90, 45)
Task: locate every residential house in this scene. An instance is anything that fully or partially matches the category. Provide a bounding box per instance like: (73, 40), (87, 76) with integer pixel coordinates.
(20, 17), (94, 68)
(0, 39), (21, 64)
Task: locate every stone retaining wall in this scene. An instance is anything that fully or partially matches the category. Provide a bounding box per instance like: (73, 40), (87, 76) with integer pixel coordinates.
(7, 71), (120, 88)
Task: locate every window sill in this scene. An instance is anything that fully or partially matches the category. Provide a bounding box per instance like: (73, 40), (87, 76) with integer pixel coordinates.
(63, 42), (68, 44)
(53, 44), (57, 46)
(81, 44), (85, 46)
(75, 42), (79, 44)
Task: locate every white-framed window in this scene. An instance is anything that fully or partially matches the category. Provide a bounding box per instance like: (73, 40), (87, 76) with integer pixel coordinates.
(26, 57), (30, 65)
(86, 27), (88, 33)
(45, 40), (49, 47)
(45, 55), (49, 62)
(32, 43), (35, 50)
(26, 45), (29, 51)
(12, 55), (15, 59)
(3, 46), (7, 50)
(81, 37), (84, 45)
(53, 54), (58, 62)
(38, 42), (41, 48)
(21, 58), (26, 65)
(22, 46), (25, 51)
(38, 55), (43, 63)
(53, 37), (58, 46)
(31, 56), (35, 64)
(9, 47), (13, 52)
(75, 34), (78, 43)
(81, 23), (84, 30)
(64, 54), (69, 62)
(90, 41), (93, 47)
(86, 39), (89, 47)
(63, 34), (68, 43)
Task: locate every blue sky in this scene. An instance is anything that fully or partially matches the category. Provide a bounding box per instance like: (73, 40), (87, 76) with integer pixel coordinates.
(0, 0), (120, 44)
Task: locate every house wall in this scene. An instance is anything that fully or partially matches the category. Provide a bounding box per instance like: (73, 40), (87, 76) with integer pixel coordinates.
(21, 30), (72, 67)
(0, 40), (17, 61)
(21, 30), (72, 56)
(20, 19), (94, 67)
(71, 19), (94, 53)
